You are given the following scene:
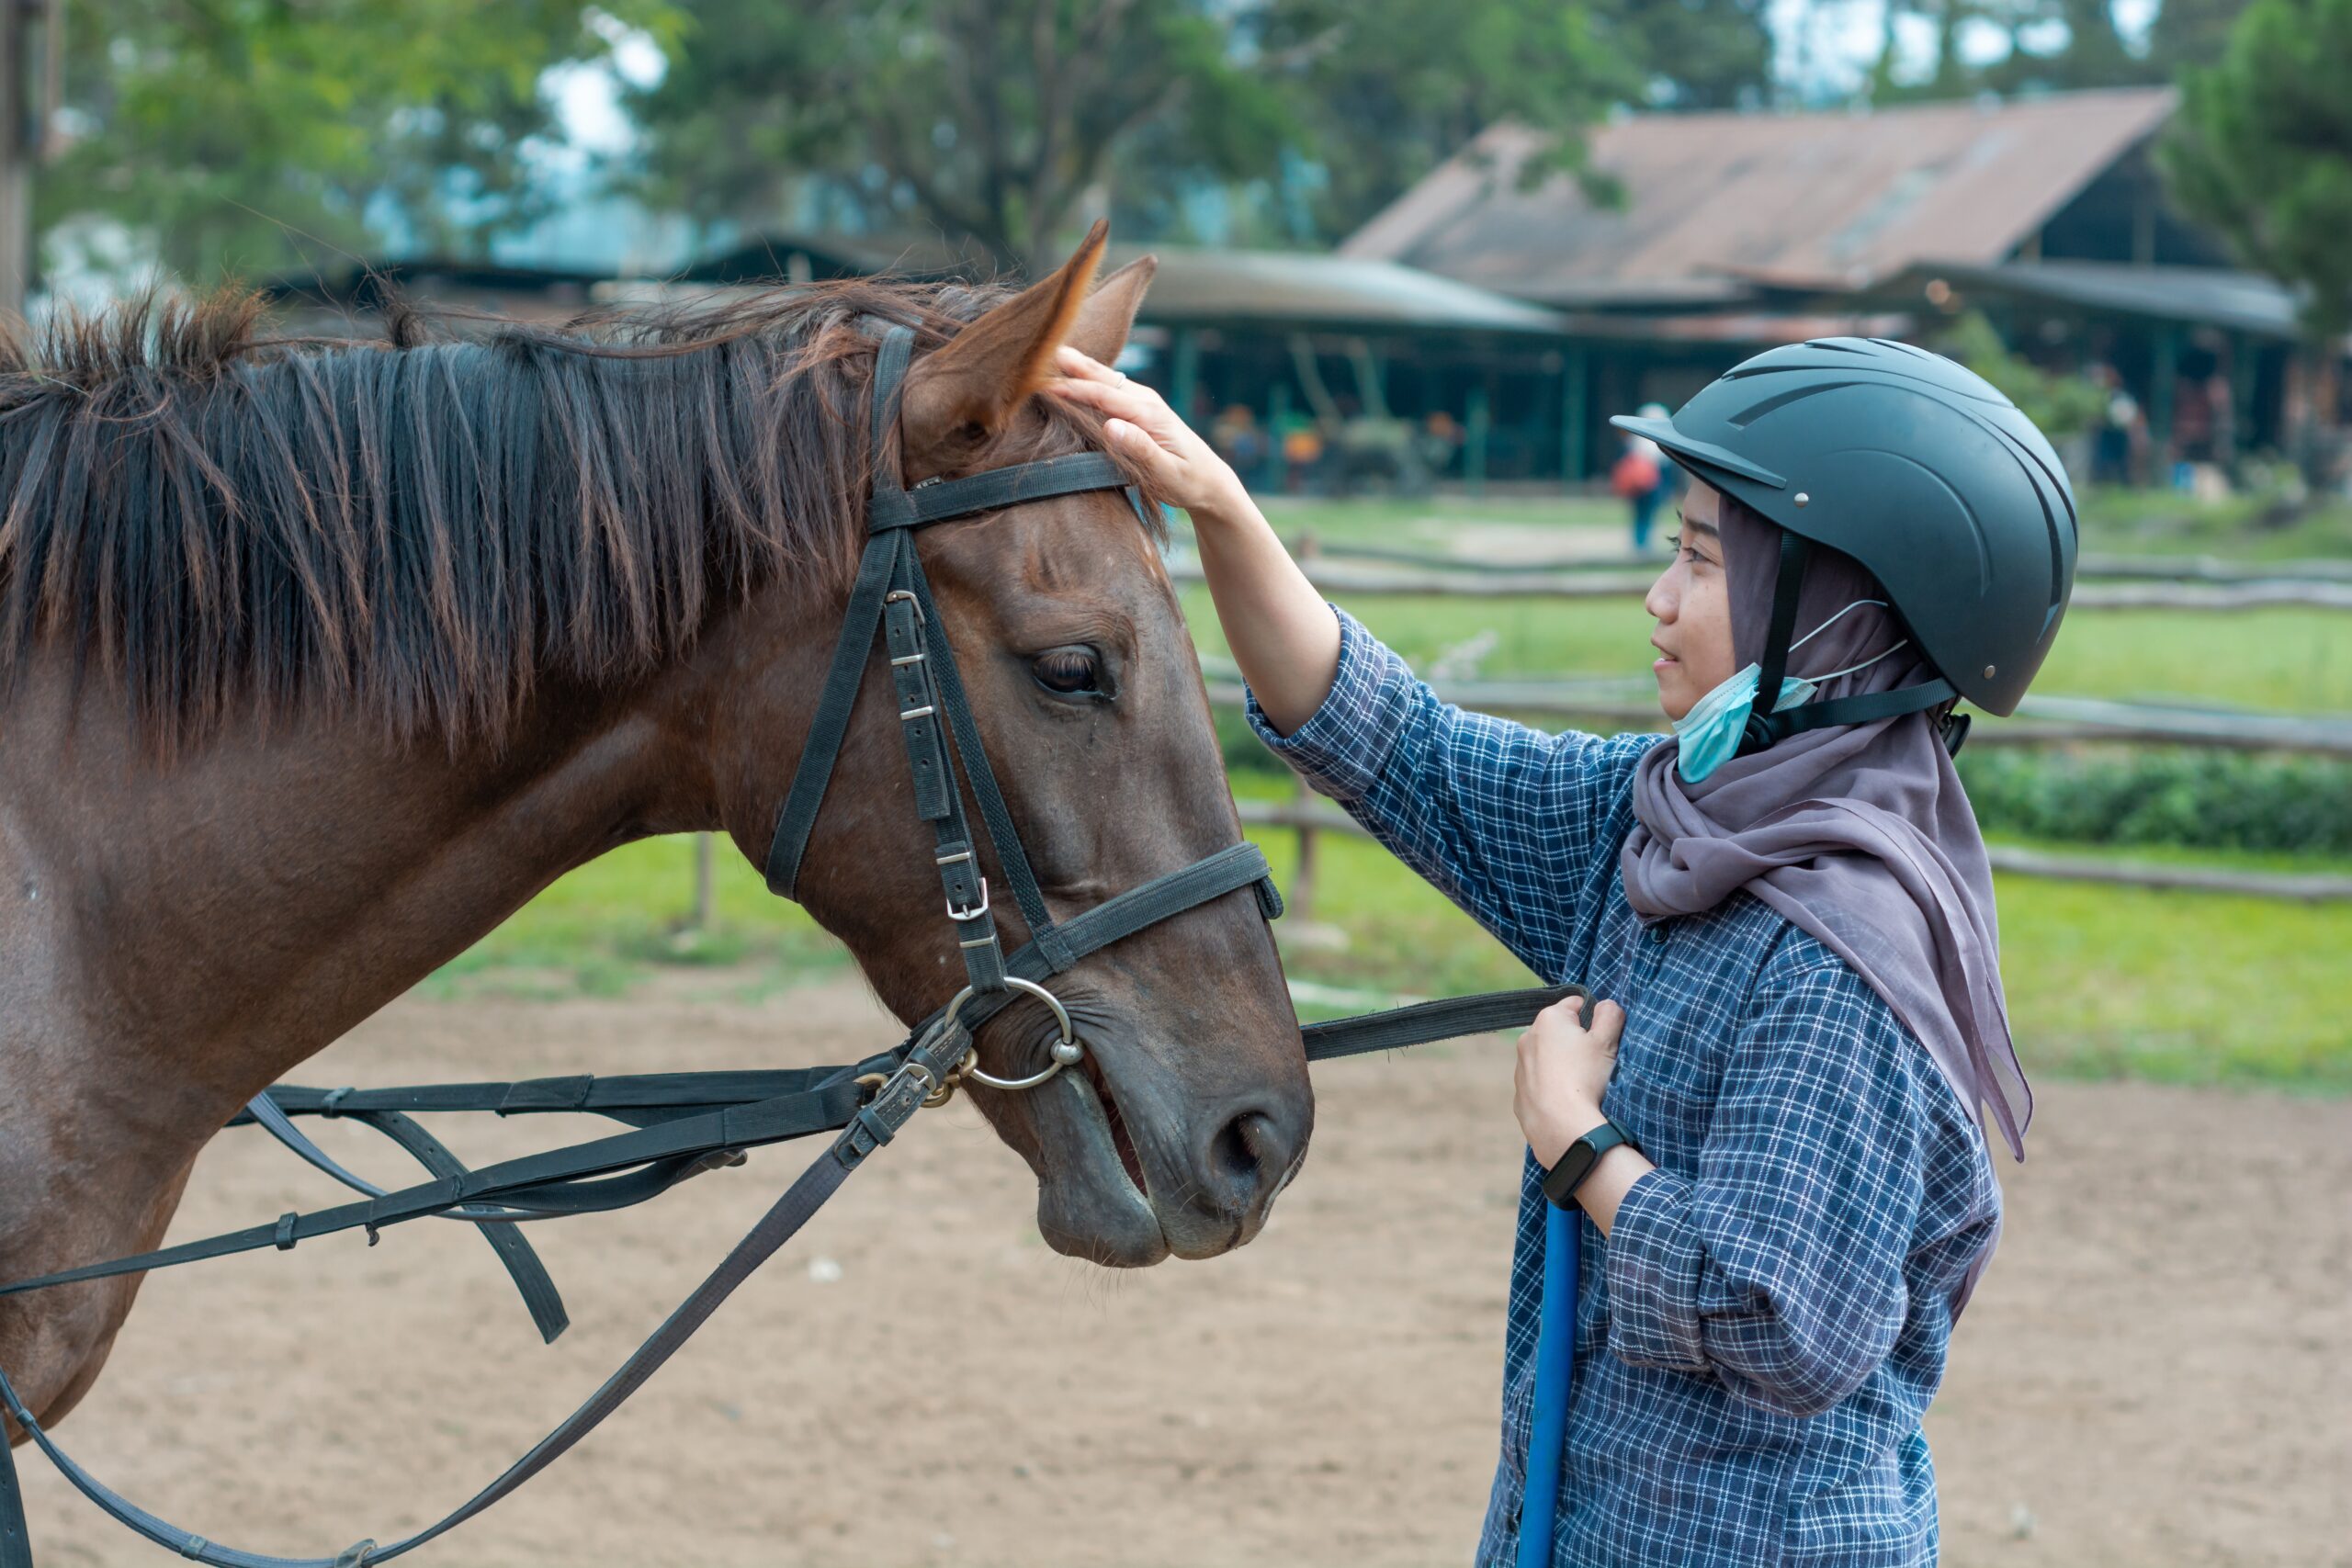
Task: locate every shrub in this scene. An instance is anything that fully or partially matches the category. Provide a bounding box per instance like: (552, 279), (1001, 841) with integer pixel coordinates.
(1957, 747), (2352, 855)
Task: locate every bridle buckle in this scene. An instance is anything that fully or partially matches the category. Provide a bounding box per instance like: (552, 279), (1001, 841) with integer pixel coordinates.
(945, 876), (989, 922)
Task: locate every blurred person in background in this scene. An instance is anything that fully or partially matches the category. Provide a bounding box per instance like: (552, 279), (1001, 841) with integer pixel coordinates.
(1050, 337), (2075, 1568)
(1612, 402), (1672, 551)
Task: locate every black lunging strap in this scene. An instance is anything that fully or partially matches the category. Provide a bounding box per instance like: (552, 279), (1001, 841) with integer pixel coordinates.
(243, 1095), (569, 1343)
(0, 976), (1583, 1568)
(0, 1026), (972, 1568)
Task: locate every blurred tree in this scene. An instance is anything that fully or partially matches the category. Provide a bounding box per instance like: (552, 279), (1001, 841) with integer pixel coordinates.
(626, 0), (1654, 262)
(1929, 310), (2109, 439)
(1247, 0), (1641, 241)
(2158, 0), (2352, 339)
(627, 0), (1296, 271)
(1976, 0), (2148, 92)
(42, 0), (677, 284)
(2142, 0), (2251, 71)
(1846, 0), (2256, 102)
(1610, 0), (1776, 110)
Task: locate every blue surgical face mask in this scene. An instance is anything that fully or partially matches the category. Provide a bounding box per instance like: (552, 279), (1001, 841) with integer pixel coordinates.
(1672, 663), (1814, 783)
(1670, 598), (1906, 784)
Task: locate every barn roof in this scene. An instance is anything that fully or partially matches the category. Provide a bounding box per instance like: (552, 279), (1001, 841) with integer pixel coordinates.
(1340, 86), (2180, 309)
(682, 234), (1572, 335)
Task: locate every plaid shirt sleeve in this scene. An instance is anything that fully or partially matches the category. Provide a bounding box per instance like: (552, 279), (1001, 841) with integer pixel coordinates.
(1244, 607), (1657, 979)
(1601, 944), (1928, 1419)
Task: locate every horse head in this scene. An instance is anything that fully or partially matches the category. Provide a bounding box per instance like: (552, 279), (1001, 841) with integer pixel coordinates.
(708, 225), (1312, 1266)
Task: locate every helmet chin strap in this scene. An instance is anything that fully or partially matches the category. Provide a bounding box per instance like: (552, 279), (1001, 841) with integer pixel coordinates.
(1735, 524), (1963, 761)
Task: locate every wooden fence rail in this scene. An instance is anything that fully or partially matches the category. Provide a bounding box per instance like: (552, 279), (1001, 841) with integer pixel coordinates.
(1171, 528), (2352, 589)
(1234, 799), (2352, 904)
(1200, 668), (2352, 759)
(1168, 555), (2352, 612)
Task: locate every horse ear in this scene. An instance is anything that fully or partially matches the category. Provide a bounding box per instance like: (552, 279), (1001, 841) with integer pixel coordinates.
(899, 219), (1109, 479)
(1064, 254), (1157, 366)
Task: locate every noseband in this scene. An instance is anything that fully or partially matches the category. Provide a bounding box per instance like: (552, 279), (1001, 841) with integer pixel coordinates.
(761, 321), (1283, 1096)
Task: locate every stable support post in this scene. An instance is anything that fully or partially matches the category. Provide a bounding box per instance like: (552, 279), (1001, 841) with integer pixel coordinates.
(1466, 383), (1490, 499)
(1264, 380), (1290, 494)
(1169, 326), (1200, 424)
(1560, 344), (1589, 486)
(2149, 323), (2179, 481)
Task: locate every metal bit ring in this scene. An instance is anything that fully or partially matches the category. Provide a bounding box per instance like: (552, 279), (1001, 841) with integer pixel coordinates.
(940, 976), (1085, 1091)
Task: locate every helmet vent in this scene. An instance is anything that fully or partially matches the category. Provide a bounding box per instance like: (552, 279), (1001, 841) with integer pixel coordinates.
(1724, 378), (1864, 430)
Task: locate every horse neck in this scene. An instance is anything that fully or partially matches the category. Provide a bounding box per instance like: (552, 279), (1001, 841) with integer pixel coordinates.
(0, 646), (738, 1149)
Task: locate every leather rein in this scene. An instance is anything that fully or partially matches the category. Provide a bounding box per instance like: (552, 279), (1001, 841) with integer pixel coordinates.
(0, 321), (1584, 1568)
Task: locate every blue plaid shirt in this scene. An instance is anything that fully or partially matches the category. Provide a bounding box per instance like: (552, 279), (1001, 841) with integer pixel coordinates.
(1248, 611), (2003, 1568)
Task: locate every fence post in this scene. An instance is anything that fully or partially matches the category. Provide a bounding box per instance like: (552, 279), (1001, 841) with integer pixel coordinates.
(690, 832), (716, 931)
(1288, 771), (1317, 927)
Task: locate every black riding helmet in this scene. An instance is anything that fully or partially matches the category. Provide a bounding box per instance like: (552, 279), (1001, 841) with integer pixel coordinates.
(1611, 336), (2076, 757)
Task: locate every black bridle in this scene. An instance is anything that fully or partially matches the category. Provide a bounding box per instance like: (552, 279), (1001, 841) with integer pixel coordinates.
(758, 321), (1286, 1096)
(0, 321), (1584, 1568)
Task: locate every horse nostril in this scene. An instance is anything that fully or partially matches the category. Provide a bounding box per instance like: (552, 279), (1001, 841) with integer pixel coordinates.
(1205, 1108), (1283, 1207)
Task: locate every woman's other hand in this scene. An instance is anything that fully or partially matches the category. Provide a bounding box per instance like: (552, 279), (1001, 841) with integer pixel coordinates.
(1046, 346), (1250, 523)
(1515, 997), (1623, 1166)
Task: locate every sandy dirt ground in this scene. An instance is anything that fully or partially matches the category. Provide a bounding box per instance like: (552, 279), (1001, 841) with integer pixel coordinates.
(14, 976), (2350, 1567)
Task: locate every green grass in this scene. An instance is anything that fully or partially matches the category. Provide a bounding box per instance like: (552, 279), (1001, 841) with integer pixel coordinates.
(1234, 778), (2352, 1094)
(424, 837), (848, 1002)
(433, 490), (2352, 1093)
(1185, 589), (2352, 716)
(1193, 489), (2352, 714)
(451, 794), (2352, 1095)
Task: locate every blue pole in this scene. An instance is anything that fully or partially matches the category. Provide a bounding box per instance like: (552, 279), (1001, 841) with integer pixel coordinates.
(1515, 1202), (1579, 1568)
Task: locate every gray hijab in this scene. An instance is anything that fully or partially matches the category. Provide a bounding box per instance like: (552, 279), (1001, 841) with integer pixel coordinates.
(1619, 497), (2029, 1305)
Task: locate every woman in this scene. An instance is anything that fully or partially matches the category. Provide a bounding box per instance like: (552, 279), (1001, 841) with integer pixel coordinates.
(1049, 335), (2076, 1567)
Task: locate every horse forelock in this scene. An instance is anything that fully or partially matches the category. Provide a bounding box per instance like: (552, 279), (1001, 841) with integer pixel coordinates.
(0, 276), (1161, 753)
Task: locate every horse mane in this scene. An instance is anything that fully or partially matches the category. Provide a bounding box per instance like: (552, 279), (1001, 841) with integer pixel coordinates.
(0, 276), (1157, 751)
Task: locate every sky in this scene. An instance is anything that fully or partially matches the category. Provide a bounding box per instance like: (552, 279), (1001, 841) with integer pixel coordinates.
(1767, 0), (2162, 98)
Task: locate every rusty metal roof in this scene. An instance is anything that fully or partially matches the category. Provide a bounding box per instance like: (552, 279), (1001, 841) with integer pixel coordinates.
(1341, 87), (2178, 308)
(684, 232), (1572, 335)
(1102, 244), (1567, 333)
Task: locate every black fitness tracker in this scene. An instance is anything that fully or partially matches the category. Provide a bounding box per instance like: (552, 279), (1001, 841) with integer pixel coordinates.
(1542, 1119), (1638, 1209)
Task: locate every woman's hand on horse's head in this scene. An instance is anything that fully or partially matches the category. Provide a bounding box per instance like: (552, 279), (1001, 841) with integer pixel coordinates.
(1514, 997), (1623, 1167)
(1047, 345), (1249, 522)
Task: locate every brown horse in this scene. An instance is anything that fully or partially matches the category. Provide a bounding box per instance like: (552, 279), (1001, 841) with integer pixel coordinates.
(0, 223), (1310, 1442)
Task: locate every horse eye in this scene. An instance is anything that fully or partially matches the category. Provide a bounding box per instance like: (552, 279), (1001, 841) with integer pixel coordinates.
(1031, 647), (1102, 695)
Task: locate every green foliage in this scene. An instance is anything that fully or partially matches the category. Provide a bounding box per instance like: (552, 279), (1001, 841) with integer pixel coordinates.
(1242, 0), (1643, 243)
(624, 0), (1702, 260)
(1959, 748), (2352, 855)
(2159, 0), (2352, 340)
(43, 0), (680, 282)
(1928, 310), (2110, 443)
(626, 0), (1298, 268)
